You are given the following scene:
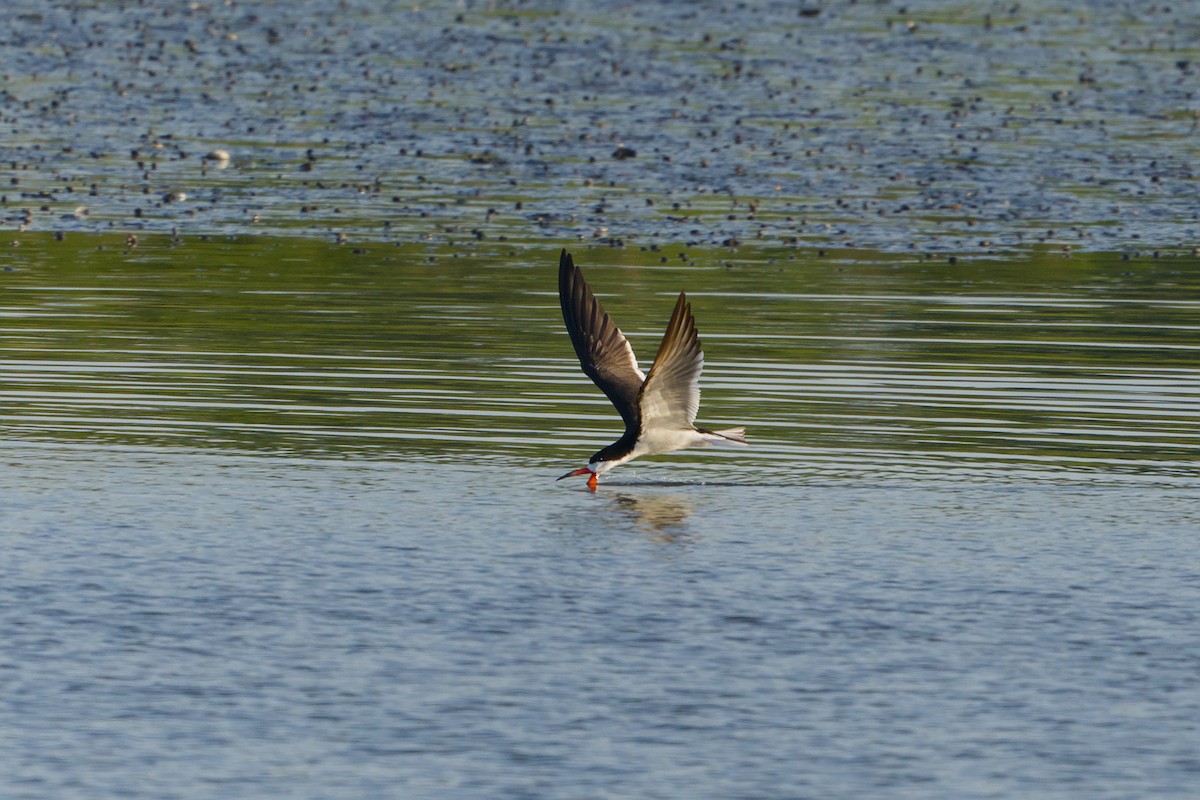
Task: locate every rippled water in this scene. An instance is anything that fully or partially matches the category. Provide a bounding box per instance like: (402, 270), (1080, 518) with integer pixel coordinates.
(3, 237), (1199, 798)
(3, 235), (1197, 479)
(4, 0), (1198, 252)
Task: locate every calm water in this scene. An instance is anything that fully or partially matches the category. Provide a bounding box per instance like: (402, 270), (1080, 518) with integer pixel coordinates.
(3, 237), (1199, 798)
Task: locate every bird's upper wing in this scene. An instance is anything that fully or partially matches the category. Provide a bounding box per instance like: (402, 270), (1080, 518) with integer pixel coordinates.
(637, 292), (703, 432)
(559, 250), (646, 430)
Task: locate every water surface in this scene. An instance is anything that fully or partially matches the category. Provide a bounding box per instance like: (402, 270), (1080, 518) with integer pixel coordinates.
(4, 0), (1197, 253)
(5, 0), (1200, 795)
(2, 238), (1199, 798)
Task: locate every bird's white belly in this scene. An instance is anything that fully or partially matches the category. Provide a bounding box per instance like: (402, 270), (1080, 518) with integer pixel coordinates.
(633, 427), (709, 457)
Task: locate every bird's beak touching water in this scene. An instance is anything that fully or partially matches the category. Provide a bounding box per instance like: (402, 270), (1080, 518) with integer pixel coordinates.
(557, 466), (599, 491)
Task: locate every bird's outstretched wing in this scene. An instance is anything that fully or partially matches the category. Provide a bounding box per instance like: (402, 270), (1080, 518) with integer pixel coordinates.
(638, 292), (703, 432)
(559, 249), (646, 431)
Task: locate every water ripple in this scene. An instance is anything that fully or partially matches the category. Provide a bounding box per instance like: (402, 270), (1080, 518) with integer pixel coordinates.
(2, 239), (1198, 486)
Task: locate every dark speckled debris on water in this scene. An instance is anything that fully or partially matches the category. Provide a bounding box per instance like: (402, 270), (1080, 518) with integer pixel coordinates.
(1, 0), (1197, 254)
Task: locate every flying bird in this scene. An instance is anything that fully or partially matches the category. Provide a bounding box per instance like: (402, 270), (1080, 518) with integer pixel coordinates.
(556, 249), (746, 490)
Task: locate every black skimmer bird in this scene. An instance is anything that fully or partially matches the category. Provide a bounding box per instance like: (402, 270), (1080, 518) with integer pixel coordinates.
(556, 249), (747, 490)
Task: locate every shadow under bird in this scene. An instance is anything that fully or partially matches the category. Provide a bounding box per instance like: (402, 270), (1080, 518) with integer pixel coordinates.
(556, 249), (747, 490)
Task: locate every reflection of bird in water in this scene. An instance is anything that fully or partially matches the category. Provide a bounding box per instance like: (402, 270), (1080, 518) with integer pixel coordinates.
(609, 492), (694, 541)
(555, 249), (747, 491)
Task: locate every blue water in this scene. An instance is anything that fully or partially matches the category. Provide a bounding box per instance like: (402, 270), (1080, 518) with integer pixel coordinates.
(4, 0), (1200, 790)
(4, 442), (1198, 799)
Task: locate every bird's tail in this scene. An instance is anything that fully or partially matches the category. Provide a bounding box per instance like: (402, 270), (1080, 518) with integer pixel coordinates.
(698, 427), (748, 447)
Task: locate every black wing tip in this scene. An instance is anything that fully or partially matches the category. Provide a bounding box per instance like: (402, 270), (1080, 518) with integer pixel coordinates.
(559, 246), (590, 360)
(665, 291), (701, 358)
(559, 249), (576, 301)
(559, 248), (579, 298)
(672, 292), (694, 328)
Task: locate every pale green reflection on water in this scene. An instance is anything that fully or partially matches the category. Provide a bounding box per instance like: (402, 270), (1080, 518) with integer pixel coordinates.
(2, 233), (1197, 482)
